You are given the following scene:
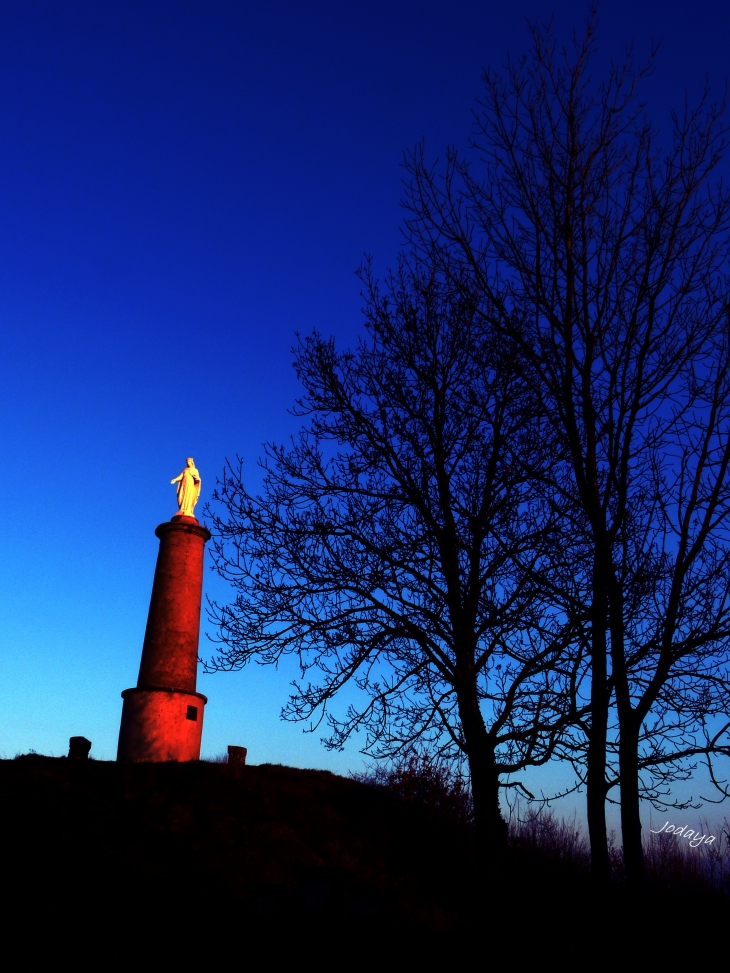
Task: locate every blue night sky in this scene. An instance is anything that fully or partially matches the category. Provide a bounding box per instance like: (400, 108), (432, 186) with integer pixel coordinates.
(1, 0), (728, 826)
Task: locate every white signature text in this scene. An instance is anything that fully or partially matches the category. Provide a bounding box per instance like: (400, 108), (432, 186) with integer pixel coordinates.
(650, 821), (716, 848)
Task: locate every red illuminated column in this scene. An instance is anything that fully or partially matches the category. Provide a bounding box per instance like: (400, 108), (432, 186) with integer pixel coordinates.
(117, 514), (211, 762)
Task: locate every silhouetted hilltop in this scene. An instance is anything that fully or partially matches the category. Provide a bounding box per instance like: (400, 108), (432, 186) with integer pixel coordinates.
(1, 755), (476, 963)
(0, 755), (724, 966)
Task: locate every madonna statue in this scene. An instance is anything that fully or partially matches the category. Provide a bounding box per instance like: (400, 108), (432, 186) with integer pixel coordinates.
(171, 458), (201, 518)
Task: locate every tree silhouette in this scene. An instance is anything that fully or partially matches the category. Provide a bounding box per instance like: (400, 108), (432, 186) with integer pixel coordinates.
(403, 11), (730, 891)
(205, 257), (580, 854)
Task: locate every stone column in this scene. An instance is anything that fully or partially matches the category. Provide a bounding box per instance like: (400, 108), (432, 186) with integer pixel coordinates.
(117, 514), (211, 762)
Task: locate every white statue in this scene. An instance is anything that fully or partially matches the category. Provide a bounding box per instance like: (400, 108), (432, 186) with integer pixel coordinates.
(171, 458), (201, 518)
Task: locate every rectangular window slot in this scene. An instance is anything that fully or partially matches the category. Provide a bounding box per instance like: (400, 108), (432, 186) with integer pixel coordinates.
(186, 705), (198, 721)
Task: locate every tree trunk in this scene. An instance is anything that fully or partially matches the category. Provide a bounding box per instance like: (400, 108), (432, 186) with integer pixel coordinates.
(584, 562), (612, 966)
(614, 709), (648, 962)
(587, 559), (611, 885)
(456, 684), (507, 855)
(607, 575), (646, 890)
(617, 713), (646, 888)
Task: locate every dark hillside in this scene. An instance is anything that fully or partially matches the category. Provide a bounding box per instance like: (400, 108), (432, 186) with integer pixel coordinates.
(0, 756), (723, 967)
(1, 756), (476, 964)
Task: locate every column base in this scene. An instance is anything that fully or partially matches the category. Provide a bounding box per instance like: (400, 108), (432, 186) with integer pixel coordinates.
(117, 686), (207, 762)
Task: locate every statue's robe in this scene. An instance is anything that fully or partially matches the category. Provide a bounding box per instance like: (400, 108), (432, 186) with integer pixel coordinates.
(176, 467), (201, 516)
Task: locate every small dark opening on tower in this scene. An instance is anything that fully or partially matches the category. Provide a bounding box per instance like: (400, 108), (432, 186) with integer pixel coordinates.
(186, 705), (198, 721)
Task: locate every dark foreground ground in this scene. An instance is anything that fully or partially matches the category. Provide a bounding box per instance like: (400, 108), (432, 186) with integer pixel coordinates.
(0, 756), (725, 967)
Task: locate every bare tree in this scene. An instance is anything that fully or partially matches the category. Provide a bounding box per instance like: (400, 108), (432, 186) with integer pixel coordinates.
(205, 256), (580, 854)
(403, 12), (730, 889)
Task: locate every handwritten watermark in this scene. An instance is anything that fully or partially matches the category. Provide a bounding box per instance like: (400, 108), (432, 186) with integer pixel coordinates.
(650, 821), (716, 848)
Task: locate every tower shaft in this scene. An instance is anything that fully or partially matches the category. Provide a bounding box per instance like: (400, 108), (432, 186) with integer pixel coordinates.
(117, 516), (211, 762)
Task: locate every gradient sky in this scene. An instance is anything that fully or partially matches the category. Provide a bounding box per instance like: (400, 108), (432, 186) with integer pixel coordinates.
(1, 0), (729, 827)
